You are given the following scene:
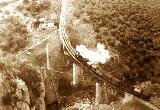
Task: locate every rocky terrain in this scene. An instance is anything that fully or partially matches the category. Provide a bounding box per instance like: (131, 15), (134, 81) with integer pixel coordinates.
(0, 0), (160, 110)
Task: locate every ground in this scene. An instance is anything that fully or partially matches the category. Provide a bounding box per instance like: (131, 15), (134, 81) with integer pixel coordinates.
(0, 0), (160, 110)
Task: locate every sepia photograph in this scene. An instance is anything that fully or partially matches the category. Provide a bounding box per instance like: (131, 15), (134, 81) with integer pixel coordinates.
(0, 0), (160, 110)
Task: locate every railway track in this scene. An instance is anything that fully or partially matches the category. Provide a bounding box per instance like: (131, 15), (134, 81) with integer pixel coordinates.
(59, 0), (160, 109)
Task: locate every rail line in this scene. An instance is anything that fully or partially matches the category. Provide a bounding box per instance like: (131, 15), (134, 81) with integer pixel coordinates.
(59, 0), (160, 109)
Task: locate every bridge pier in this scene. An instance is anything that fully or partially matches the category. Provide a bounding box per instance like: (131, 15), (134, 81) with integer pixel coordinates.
(95, 82), (102, 105)
(72, 63), (83, 85)
(95, 83), (108, 104)
(95, 82), (118, 105)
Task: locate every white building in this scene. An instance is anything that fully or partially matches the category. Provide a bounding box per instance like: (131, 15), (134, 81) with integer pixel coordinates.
(17, 0), (32, 5)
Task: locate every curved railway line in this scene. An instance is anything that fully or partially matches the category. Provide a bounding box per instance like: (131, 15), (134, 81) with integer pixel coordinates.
(59, 0), (160, 109)
(13, 0), (160, 109)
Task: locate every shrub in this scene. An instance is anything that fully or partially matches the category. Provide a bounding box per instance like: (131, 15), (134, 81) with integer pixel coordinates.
(0, 17), (31, 54)
(0, 58), (44, 107)
(74, 0), (160, 85)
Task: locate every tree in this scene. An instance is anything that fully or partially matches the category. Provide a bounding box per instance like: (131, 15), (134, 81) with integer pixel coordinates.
(75, 0), (160, 86)
(0, 17), (31, 54)
(0, 57), (45, 109)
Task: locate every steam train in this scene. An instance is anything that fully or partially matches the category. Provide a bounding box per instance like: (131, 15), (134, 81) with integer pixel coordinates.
(75, 52), (151, 101)
(75, 52), (121, 84)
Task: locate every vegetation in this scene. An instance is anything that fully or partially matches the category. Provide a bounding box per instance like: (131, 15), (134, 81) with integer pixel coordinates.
(1, 0), (160, 109)
(1, 60), (18, 107)
(0, 17), (31, 54)
(18, 0), (51, 17)
(0, 58), (44, 108)
(75, 0), (160, 84)
(72, 0), (160, 98)
(0, 0), (61, 109)
(16, 62), (43, 107)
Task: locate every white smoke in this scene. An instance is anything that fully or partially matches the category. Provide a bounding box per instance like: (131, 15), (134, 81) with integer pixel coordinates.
(122, 92), (133, 104)
(76, 43), (110, 65)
